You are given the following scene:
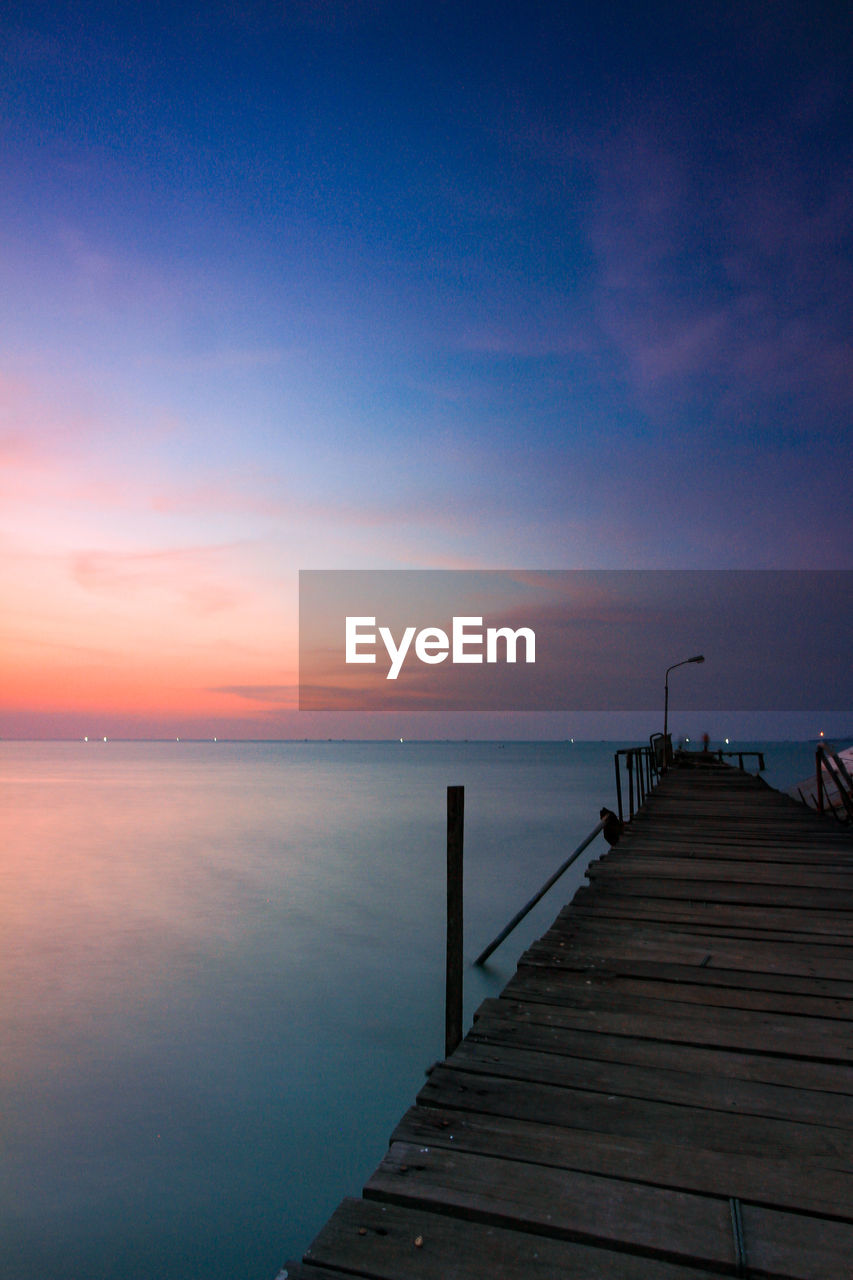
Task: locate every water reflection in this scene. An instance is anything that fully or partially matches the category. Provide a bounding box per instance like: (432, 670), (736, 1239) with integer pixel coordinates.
(1, 739), (806, 1279)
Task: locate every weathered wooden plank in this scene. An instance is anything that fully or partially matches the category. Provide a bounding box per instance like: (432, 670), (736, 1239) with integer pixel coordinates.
(608, 854), (853, 872)
(481, 988), (853, 1065)
(455, 1029), (853, 1128)
(390, 1105), (853, 1219)
(741, 1201), (853, 1280)
(365, 1141), (853, 1278)
(586, 857), (853, 887)
(630, 817), (831, 831)
(623, 820), (851, 839)
(629, 812), (835, 827)
(540, 915), (852, 950)
(469, 994), (853, 1062)
(614, 827), (853, 843)
(605, 842), (853, 863)
(578, 875), (850, 916)
(618, 812), (852, 835)
(417, 1065), (852, 1159)
(519, 924), (853, 980)
(539, 917), (853, 955)
(500, 965), (853, 1018)
(503, 958), (853, 1004)
(580, 875), (853, 910)
(563, 926), (853, 956)
(636, 805), (819, 816)
(566, 889), (853, 937)
(301, 1197), (719, 1279)
(518, 942), (853, 985)
(560, 902), (853, 941)
(556, 911), (853, 944)
(364, 1141), (736, 1271)
(473, 1005), (853, 1094)
(627, 832), (846, 842)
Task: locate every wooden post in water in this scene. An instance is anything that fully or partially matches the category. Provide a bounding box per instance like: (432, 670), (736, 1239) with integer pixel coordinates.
(445, 785), (464, 1058)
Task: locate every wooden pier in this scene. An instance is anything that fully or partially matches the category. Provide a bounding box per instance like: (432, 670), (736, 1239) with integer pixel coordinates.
(287, 758), (853, 1279)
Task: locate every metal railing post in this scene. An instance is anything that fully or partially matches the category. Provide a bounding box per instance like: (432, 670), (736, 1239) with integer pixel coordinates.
(614, 753), (624, 824)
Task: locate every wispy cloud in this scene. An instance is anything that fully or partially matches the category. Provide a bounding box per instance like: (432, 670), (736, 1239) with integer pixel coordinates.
(0, 369), (100, 461)
(587, 108), (853, 437)
(54, 225), (192, 318)
(70, 545), (249, 615)
(210, 684), (298, 705)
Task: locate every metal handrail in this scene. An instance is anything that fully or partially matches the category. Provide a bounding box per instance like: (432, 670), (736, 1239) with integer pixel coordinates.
(815, 745), (853, 822)
(474, 819), (605, 965)
(474, 739), (663, 968)
(830, 747), (853, 799)
(614, 744), (659, 823)
(714, 750), (765, 772)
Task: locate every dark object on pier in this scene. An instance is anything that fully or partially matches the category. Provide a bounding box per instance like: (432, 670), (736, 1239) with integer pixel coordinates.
(599, 805), (624, 846)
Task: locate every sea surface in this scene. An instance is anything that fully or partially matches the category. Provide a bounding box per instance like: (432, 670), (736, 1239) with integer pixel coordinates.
(0, 738), (827, 1279)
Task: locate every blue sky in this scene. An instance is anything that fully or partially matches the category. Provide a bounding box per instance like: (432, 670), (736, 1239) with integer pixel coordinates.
(1, 0), (850, 737)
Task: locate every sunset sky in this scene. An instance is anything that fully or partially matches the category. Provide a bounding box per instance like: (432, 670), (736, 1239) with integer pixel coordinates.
(2, 1), (850, 739)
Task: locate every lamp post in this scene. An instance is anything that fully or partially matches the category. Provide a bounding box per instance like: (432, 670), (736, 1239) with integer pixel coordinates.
(663, 654), (705, 768)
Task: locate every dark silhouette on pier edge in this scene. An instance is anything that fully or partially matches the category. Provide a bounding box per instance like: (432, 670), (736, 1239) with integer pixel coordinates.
(599, 805), (624, 846)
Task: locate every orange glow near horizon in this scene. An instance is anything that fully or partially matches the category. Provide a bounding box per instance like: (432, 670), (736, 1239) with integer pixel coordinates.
(2, 499), (300, 729)
(1, 651), (299, 718)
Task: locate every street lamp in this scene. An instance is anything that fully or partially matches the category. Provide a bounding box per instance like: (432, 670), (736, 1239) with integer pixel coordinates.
(663, 654), (705, 767)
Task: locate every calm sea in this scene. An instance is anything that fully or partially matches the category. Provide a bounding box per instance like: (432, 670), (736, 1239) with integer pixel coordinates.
(0, 739), (824, 1279)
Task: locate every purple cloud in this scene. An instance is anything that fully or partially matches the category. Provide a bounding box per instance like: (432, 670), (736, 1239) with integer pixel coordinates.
(587, 107), (852, 436)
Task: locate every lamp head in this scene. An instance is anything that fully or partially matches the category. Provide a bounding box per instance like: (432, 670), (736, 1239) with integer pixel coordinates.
(690, 654), (705, 663)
